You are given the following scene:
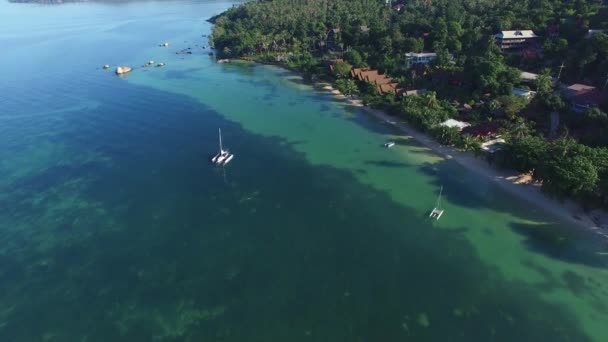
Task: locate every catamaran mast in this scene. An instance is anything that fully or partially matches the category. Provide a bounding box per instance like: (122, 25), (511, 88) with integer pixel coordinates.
(436, 186), (443, 209)
(219, 128), (224, 152)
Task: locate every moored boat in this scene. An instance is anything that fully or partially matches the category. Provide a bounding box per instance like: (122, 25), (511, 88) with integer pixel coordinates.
(211, 128), (234, 165)
(429, 186), (445, 220)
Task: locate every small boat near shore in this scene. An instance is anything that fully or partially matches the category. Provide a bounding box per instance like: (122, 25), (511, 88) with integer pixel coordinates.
(429, 186), (445, 220)
(211, 128), (234, 166)
(384, 141), (395, 148)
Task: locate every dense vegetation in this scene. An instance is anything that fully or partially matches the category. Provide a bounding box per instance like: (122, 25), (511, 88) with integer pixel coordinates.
(212, 0), (608, 209)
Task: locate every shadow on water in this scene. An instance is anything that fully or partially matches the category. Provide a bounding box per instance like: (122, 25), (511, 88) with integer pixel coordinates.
(364, 160), (411, 168)
(164, 67), (204, 80)
(509, 222), (608, 268)
(0, 80), (598, 342)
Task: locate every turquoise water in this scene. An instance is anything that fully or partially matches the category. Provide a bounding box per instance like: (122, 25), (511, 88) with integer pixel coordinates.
(1, 1), (608, 341)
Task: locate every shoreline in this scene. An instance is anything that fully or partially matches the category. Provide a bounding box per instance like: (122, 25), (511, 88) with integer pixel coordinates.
(314, 82), (608, 239)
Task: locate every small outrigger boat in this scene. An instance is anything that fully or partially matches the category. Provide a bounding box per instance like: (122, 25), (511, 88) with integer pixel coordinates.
(384, 141), (396, 148)
(211, 128), (234, 165)
(429, 186), (444, 220)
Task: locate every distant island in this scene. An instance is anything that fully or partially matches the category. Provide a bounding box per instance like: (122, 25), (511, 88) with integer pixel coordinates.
(8, 0), (89, 2)
(8, 0), (142, 3)
(211, 0), (608, 213)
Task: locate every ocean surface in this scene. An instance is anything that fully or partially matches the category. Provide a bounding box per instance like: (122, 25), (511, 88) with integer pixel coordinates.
(1, 1), (607, 341)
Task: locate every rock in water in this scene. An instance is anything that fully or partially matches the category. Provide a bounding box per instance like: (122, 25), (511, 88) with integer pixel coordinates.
(102, 64), (110, 69)
(115, 66), (132, 75)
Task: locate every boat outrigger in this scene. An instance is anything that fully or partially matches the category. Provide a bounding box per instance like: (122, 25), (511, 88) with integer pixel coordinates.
(211, 128), (234, 165)
(384, 141), (396, 148)
(429, 186), (444, 220)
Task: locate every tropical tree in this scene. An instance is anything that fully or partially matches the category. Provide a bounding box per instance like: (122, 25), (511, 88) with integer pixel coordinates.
(344, 48), (365, 67)
(534, 69), (554, 97)
(336, 79), (359, 98)
(497, 95), (529, 119)
(431, 125), (460, 146)
(506, 117), (535, 141)
(333, 61), (353, 79)
(458, 134), (482, 152)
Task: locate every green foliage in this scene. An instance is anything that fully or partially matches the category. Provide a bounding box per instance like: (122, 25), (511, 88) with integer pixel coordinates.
(457, 134), (482, 152)
(465, 37), (521, 96)
(287, 51), (316, 73)
(497, 95), (529, 119)
(534, 69), (554, 97)
(398, 93), (454, 131)
(498, 136), (608, 205)
(499, 135), (548, 173)
(560, 32), (608, 85)
(212, 0), (389, 58)
(335, 79), (359, 97)
(582, 108), (608, 127)
(536, 138), (599, 199)
(333, 61), (353, 79)
(344, 49), (365, 67)
(431, 125), (461, 146)
(506, 117), (535, 141)
(540, 93), (567, 113)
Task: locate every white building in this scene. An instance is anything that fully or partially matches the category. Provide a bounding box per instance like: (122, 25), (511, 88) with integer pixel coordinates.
(405, 52), (437, 65)
(440, 119), (471, 131)
(512, 88), (536, 100)
(586, 29), (606, 38)
(495, 30), (538, 50)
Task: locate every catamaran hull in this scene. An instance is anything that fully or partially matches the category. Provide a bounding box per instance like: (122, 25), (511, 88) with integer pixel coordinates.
(222, 154), (234, 165)
(211, 153), (233, 165)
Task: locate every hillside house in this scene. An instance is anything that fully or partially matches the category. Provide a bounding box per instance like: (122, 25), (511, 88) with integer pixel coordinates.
(562, 84), (608, 112)
(405, 52), (437, 65)
(495, 30), (538, 51)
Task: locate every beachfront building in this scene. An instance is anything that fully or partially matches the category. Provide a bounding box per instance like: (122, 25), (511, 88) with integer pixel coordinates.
(495, 30), (538, 51)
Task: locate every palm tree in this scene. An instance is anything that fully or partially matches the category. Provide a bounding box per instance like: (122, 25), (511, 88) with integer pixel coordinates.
(425, 92), (439, 109)
(508, 117), (534, 141)
(336, 79), (359, 98)
(460, 134), (481, 152)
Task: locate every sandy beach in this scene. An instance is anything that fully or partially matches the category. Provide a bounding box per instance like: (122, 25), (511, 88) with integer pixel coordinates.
(318, 82), (608, 239)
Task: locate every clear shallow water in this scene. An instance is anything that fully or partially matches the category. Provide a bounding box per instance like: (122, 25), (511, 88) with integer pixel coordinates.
(1, 1), (608, 341)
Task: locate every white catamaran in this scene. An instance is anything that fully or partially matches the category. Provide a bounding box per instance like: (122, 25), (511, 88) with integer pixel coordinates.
(211, 128), (234, 165)
(429, 186), (444, 220)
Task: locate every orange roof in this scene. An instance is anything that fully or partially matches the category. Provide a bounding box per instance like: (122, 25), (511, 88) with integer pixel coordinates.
(374, 76), (393, 85)
(358, 70), (379, 81)
(378, 83), (399, 94)
(365, 72), (393, 85)
(351, 68), (370, 79)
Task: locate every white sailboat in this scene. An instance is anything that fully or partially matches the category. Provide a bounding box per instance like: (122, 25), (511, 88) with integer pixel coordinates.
(211, 128), (234, 165)
(429, 186), (444, 220)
